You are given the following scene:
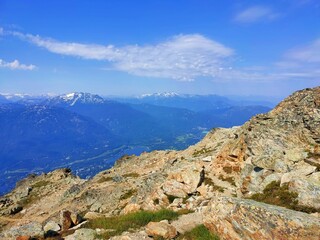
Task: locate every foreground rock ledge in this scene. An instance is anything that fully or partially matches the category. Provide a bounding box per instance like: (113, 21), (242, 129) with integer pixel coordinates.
(203, 196), (320, 240)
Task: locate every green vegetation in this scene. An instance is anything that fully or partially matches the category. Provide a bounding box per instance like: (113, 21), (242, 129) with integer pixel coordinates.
(167, 194), (178, 203)
(204, 178), (224, 193)
(32, 180), (50, 188)
(177, 224), (219, 240)
(97, 176), (113, 183)
(18, 180), (51, 207)
(123, 172), (140, 178)
(249, 181), (320, 213)
(84, 209), (180, 239)
(119, 189), (137, 200)
(218, 175), (236, 186)
(307, 151), (320, 159)
(192, 147), (212, 157)
(222, 166), (232, 174)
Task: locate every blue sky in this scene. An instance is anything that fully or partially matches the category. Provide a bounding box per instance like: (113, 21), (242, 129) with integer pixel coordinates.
(0, 0), (319, 97)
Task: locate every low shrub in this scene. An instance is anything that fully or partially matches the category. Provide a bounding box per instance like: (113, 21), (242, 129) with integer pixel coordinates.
(83, 209), (180, 238)
(249, 181), (320, 213)
(177, 224), (219, 240)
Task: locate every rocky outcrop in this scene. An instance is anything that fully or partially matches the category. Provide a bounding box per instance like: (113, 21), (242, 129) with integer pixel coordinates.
(0, 87), (319, 240)
(203, 196), (320, 240)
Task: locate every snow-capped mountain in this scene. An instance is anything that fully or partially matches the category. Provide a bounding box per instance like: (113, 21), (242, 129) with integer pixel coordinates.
(48, 92), (106, 106)
(139, 92), (180, 98)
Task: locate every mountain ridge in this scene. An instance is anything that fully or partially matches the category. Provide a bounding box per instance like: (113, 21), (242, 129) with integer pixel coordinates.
(0, 86), (319, 239)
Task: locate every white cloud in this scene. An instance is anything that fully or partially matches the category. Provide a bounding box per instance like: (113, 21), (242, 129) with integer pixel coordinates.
(273, 38), (320, 80)
(11, 31), (234, 81)
(285, 38), (320, 63)
(6, 30), (320, 83)
(0, 59), (36, 70)
(234, 6), (279, 23)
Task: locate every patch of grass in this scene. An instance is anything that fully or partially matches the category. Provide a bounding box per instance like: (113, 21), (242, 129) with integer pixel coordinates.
(32, 180), (50, 188)
(249, 181), (320, 213)
(18, 181), (51, 207)
(204, 178), (224, 193)
(119, 189), (137, 200)
(307, 151), (320, 159)
(192, 147), (212, 157)
(167, 194), (178, 204)
(222, 166), (232, 174)
(97, 176), (113, 183)
(176, 209), (194, 215)
(83, 209), (180, 239)
(123, 172), (140, 178)
(177, 224), (219, 240)
(218, 175), (236, 186)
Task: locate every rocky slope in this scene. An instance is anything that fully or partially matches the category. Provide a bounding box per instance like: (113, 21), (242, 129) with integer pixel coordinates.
(0, 87), (320, 239)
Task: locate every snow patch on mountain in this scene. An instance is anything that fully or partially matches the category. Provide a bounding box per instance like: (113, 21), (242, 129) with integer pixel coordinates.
(139, 92), (180, 98)
(52, 92), (106, 106)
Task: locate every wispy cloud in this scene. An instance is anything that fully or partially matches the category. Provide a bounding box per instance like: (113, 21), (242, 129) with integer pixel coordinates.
(4, 29), (319, 83)
(274, 38), (320, 80)
(9, 31), (234, 81)
(284, 38), (320, 63)
(234, 6), (279, 23)
(0, 59), (36, 70)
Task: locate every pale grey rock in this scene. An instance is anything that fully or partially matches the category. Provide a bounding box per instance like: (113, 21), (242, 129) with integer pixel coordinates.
(288, 179), (320, 209)
(203, 196), (320, 240)
(64, 228), (97, 240)
(43, 220), (61, 232)
(1, 222), (44, 238)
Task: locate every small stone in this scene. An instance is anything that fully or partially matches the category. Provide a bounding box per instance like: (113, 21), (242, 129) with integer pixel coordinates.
(44, 220), (61, 233)
(70, 211), (82, 225)
(16, 236), (30, 240)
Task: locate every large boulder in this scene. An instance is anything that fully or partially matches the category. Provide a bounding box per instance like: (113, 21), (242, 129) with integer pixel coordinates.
(288, 178), (320, 209)
(162, 168), (200, 197)
(0, 222), (44, 239)
(203, 196), (320, 240)
(145, 221), (177, 239)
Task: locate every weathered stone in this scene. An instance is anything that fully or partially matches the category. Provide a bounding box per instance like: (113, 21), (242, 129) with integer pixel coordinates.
(145, 221), (177, 239)
(60, 210), (73, 231)
(171, 212), (203, 234)
(162, 168), (200, 197)
(288, 179), (320, 208)
(64, 228), (97, 240)
(1, 222), (44, 238)
(281, 165), (317, 185)
(84, 211), (104, 220)
(43, 220), (61, 232)
(16, 236), (31, 240)
(202, 156), (212, 162)
(70, 211), (82, 225)
(122, 203), (141, 215)
(203, 196), (320, 240)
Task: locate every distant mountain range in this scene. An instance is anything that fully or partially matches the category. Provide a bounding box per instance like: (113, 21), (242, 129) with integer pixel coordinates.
(0, 92), (272, 195)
